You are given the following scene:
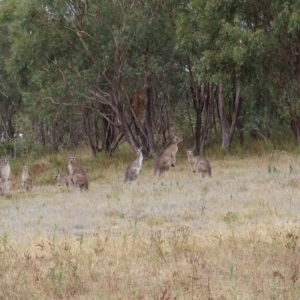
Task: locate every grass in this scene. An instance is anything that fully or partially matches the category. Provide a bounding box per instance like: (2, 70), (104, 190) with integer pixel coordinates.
(1, 147), (300, 299)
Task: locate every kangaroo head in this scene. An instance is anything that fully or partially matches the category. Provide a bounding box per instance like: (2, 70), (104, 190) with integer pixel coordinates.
(2, 155), (9, 165)
(186, 149), (194, 157)
(170, 135), (182, 144)
(22, 164), (28, 172)
(69, 154), (76, 165)
(135, 146), (143, 156)
(55, 170), (61, 180)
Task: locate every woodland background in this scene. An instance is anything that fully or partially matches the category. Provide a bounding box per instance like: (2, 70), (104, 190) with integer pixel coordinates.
(1, 0), (300, 157)
(2, 2), (300, 299)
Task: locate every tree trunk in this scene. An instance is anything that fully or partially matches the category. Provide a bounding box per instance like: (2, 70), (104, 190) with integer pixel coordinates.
(83, 109), (100, 157)
(291, 49), (300, 144)
(218, 86), (231, 148)
(129, 84), (155, 156)
(200, 83), (215, 154)
(117, 97), (139, 150)
(50, 118), (65, 152)
(290, 119), (300, 144)
(142, 45), (156, 156)
(145, 84), (155, 156)
(187, 61), (203, 154)
(236, 117), (244, 146)
(218, 86), (242, 149)
(39, 121), (46, 149)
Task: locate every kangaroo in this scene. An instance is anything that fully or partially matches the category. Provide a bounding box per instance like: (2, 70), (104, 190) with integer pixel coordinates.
(55, 170), (73, 187)
(124, 146), (143, 183)
(154, 135), (182, 177)
(1, 155), (11, 182)
(186, 149), (212, 178)
(68, 154), (89, 191)
(21, 164), (33, 192)
(0, 156), (11, 194)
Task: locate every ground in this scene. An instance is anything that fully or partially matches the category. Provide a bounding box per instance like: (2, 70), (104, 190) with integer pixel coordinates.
(1, 151), (300, 299)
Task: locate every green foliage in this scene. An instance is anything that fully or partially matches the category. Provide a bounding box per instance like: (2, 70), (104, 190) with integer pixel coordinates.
(176, 0), (300, 147)
(1, 0), (300, 156)
(48, 155), (66, 170)
(13, 113), (37, 156)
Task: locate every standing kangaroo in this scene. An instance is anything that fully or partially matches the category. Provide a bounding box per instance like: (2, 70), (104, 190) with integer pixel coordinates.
(1, 155), (11, 182)
(55, 170), (73, 188)
(0, 156), (11, 194)
(21, 164), (33, 192)
(68, 154), (89, 191)
(186, 149), (212, 177)
(124, 146), (143, 183)
(154, 135), (182, 177)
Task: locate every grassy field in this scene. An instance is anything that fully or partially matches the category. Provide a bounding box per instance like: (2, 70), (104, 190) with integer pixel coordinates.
(1, 148), (300, 299)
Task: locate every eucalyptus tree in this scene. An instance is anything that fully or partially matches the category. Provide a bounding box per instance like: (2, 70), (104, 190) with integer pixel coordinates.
(0, 0), (116, 154)
(125, 0), (189, 153)
(176, 0), (256, 151)
(0, 0), (188, 156)
(261, 1), (300, 143)
(222, 0), (300, 144)
(177, 0), (300, 149)
(0, 24), (22, 144)
(0, 0), (85, 152)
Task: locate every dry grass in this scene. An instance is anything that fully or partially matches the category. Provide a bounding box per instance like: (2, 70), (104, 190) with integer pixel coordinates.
(1, 150), (300, 299)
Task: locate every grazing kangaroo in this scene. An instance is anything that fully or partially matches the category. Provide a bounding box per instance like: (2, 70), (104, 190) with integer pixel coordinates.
(55, 170), (73, 187)
(154, 135), (182, 177)
(124, 146), (143, 183)
(68, 154), (89, 191)
(0, 156), (11, 194)
(186, 149), (212, 177)
(21, 164), (33, 192)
